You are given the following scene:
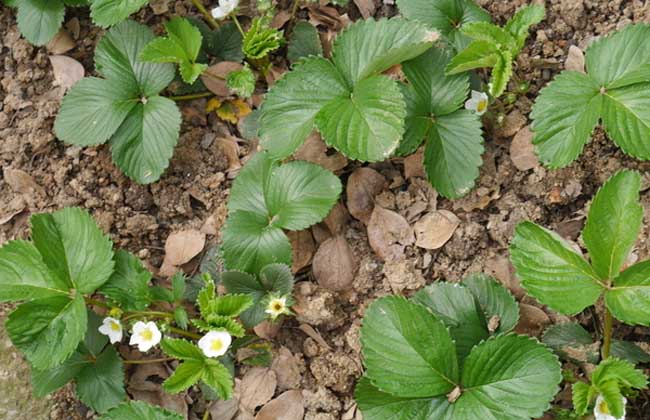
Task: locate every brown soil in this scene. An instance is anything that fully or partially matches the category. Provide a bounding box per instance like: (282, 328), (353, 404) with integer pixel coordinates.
(2, 0), (650, 419)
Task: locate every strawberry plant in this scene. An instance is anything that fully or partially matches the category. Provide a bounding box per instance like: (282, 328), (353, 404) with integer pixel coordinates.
(446, 3), (545, 97)
(54, 20), (181, 184)
(258, 18), (437, 162)
(398, 47), (484, 198)
(531, 24), (650, 167)
(100, 400), (183, 419)
(222, 151), (342, 273)
(355, 274), (562, 419)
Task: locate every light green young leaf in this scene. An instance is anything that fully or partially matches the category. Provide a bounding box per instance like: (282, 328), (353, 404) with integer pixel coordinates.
(31, 207), (114, 294)
(489, 50), (513, 97)
(201, 359), (233, 399)
(461, 21), (515, 51)
(446, 40), (499, 74)
(161, 338), (204, 360)
(75, 346), (126, 413)
(361, 296), (458, 398)
(582, 170), (642, 280)
(99, 250), (152, 311)
(596, 379), (625, 418)
(100, 400), (184, 420)
(315, 75), (405, 161)
(504, 4), (545, 53)
(242, 17), (283, 60)
(530, 71), (602, 167)
(6, 294), (87, 370)
(606, 260), (650, 325)
(572, 381), (592, 415)
(16, 0), (65, 45)
(510, 221), (603, 315)
(90, 0), (150, 28)
(226, 64), (256, 98)
(601, 85), (650, 159)
(205, 294), (254, 317)
(163, 360), (204, 393)
(332, 18), (436, 86)
(287, 21), (323, 63)
(592, 358), (648, 390)
(463, 273), (519, 334)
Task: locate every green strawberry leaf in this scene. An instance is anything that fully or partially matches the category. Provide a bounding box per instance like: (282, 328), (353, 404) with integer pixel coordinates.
(461, 21), (516, 52)
(361, 296), (458, 397)
(542, 322), (599, 364)
(601, 84), (650, 159)
(611, 340), (650, 364)
(596, 379), (625, 418)
(395, 0), (490, 50)
(163, 360), (204, 393)
(510, 221), (603, 315)
(572, 381), (592, 415)
(413, 283), (488, 361)
(75, 346), (126, 413)
(100, 400), (184, 420)
(6, 294), (87, 370)
(31, 351), (89, 398)
(226, 64), (256, 98)
(205, 22), (244, 62)
(160, 338), (204, 360)
(227, 151), (276, 217)
(446, 40), (499, 74)
(592, 358), (648, 390)
(90, 0), (150, 28)
(287, 21), (323, 63)
(463, 273), (519, 334)
(16, 0), (64, 45)
(242, 17), (283, 60)
(606, 260), (650, 325)
(99, 250), (153, 311)
(31, 207), (114, 294)
(504, 4), (545, 54)
(489, 50), (513, 97)
(582, 170), (642, 280)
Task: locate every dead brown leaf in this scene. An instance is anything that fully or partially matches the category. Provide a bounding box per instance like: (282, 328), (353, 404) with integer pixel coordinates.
(495, 109), (527, 138)
(312, 235), (356, 291)
(515, 304), (551, 337)
(255, 390), (304, 420)
(254, 318), (283, 340)
(288, 229), (316, 272)
(4, 168), (45, 197)
(271, 10), (292, 28)
(294, 132), (348, 172)
(209, 398), (239, 420)
(413, 210), (460, 250)
(367, 206), (414, 261)
(217, 136), (242, 173)
(49, 55), (85, 92)
(346, 167), (387, 224)
(565, 45), (585, 73)
(271, 347), (303, 391)
(510, 125), (539, 171)
(403, 149), (425, 180)
(46, 29), (75, 54)
(298, 324), (331, 351)
(161, 229), (206, 275)
(128, 364), (188, 418)
(323, 201), (349, 235)
(201, 62), (244, 96)
(239, 367), (278, 411)
(353, 0), (376, 19)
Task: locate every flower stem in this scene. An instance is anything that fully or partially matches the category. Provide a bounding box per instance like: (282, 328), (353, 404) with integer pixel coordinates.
(192, 0), (220, 29)
(203, 409), (210, 420)
(123, 357), (174, 365)
(168, 326), (201, 340)
(231, 15), (245, 37)
(122, 311), (174, 322)
(602, 307), (613, 359)
(168, 92), (214, 101)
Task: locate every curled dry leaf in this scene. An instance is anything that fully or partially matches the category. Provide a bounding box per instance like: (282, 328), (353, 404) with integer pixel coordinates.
(510, 125), (539, 171)
(201, 62), (244, 96)
(49, 55), (85, 92)
(565, 45), (585, 73)
(288, 229), (316, 273)
(47, 29), (75, 54)
(367, 206), (414, 261)
(255, 390), (304, 420)
(294, 132), (348, 172)
(239, 367), (278, 411)
(346, 167), (386, 224)
(413, 210), (460, 250)
(404, 149), (425, 180)
(160, 229), (206, 275)
(312, 235), (356, 291)
(217, 136), (242, 173)
(298, 324), (331, 351)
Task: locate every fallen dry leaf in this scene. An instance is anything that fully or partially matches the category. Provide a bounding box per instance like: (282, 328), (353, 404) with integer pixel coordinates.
(367, 206), (414, 261)
(46, 29), (75, 54)
(288, 229), (316, 273)
(254, 318), (283, 340)
(413, 210), (460, 250)
(209, 398), (239, 420)
(49, 55), (85, 91)
(346, 167), (387, 224)
(495, 109), (527, 138)
(271, 10), (292, 28)
(294, 132), (348, 172)
(128, 364), (188, 418)
(510, 125), (539, 171)
(239, 367), (278, 411)
(323, 201), (349, 235)
(298, 323), (331, 351)
(353, 0), (376, 19)
(312, 235), (356, 291)
(4, 168), (45, 197)
(404, 149), (425, 180)
(565, 45), (585, 73)
(201, 62), (243, 96)
(160, 229), (206, 275)
(255, 390), (304, 420)
(515, 304), (551, 337)
(217, 136), (242, 173)
(271, 347), (303, 391)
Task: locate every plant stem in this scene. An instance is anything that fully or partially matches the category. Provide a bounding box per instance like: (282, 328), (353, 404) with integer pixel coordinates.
(203, 408), (210, 420)
(602, 308), (613, 359)
(122, 310), (174, 322)
(231, 15), (245, 37)
(168, 92), (214, 101)
(289, 0), (302, 21)
(123, 357), (174, 365)
(168, 326), (201, 340)
(192, 0), (220, 29)
(85, 297), (109, 308)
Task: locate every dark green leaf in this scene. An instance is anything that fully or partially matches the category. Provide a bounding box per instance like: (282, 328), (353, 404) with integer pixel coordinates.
(90, 0), (149, 28)
(99, 400), (184, 420)
(606, 260), (650, 325)
(31, 352), (89, 398)
(287, 21), (323, 63)
(99, 250), (152, 311)
(76, 346), (126, 413)
(542, 322), (599, 364)
(83, 311), (109, 356)
(16, 0), (64, 45)
(463, 273), (519, 334)
(206, 22), (243, 62)
(504, 4), (545, 53)
(611, 340), (650, 364)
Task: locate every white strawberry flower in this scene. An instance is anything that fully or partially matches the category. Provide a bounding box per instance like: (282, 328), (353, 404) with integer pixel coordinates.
(212, 0), (239, 19)
(594, 394), (626, 420)
(98, 317), (123, 344)
(465, 90), (489, 115)
(198, 331), (232, 358)
(129, 321), (162, 352)
(265, 295), (290, 320)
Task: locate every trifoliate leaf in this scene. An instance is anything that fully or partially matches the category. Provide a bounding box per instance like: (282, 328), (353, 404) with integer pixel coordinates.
(315, 75), (405, 161)
(99, 250), (153, 311)
(226, 64), (256, 98)
(572, 381), (592, 415)
(510, 221), (603, 315)
(361, 296), (458, 397)
(582, 170), (642, 280)
(99, 400), (184, 420)
(606, 260), (650, 325)
(413, 283), (488, 361)
(75, 346), (126, 413)
(6, 294), (87, 370)
(395, 0), (490, 50)
(31, 207), (114, 294)
(592, 358), (648, 390)
(90, 0), (149, 28)
(242, 17), (283, 60)
(140, 17), (207, 84)
(332, 18), (435, 86)
(463, 273), (519, 334)
(287, 21), (323, 63)
(504, 4), (545, 53)
(16, 0), (65, 45)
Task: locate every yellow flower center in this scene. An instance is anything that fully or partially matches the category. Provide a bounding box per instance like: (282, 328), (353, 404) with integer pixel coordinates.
(110, 321), (121, 331)
(599, 400), (610, 415)
(477, 100), (487, 113)
(140, 329), (153, 341)
(210, 339), (224, 351)
(273, 302), (283, 311)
